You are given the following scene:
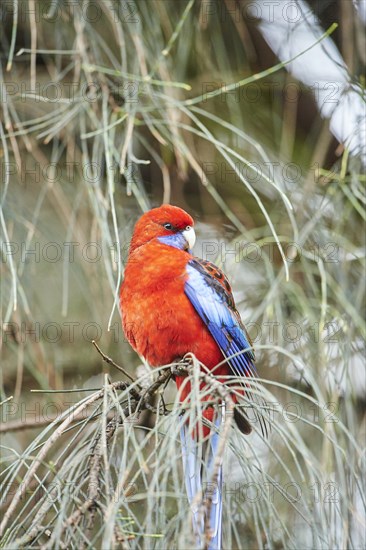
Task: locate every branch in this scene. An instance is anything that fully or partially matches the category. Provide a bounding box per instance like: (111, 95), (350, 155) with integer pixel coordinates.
(92, 340), (135, 382)
(7, 366), (175, 545)
(0, 380), (128, 538)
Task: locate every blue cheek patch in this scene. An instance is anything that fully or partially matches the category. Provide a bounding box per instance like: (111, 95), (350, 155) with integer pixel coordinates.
(158, 233), (187, 250)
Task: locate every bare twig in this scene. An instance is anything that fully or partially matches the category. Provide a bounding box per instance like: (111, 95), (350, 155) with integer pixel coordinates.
(42, 367), (175, 547)
(92, 340), (135, 382)
(61, 418), (119, 534)
(4, 365), (178, 545)
(0, 381), (128, 538)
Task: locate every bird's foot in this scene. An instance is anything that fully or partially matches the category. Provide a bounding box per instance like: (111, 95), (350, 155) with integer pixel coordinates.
(170, 365), (187, 377)
(170, 356), (191, 377)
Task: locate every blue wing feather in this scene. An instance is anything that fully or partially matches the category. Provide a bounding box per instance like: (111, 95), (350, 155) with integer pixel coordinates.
(185, 258), (269, 438)
(185, 259), (256, 378)
(182, 259), (264, 549)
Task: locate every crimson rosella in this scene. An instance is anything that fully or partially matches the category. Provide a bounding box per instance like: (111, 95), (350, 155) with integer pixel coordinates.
(120, 204), (266, 549)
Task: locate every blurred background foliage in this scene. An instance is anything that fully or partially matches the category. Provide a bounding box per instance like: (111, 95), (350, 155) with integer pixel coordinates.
(0, 0), (365, 548)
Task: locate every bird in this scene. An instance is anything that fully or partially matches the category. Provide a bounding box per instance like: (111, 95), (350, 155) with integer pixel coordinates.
(120, 204), (266, 549)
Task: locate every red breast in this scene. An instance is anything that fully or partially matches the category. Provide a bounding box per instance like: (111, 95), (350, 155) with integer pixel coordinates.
(120, 241), (223, 371)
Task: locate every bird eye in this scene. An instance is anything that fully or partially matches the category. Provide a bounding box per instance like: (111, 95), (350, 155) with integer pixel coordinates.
(185, 225), (191, 231)
(163, 223), (173, 230)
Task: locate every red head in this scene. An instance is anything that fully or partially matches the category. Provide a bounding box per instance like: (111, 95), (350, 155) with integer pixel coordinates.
(129, 205), (195, 254)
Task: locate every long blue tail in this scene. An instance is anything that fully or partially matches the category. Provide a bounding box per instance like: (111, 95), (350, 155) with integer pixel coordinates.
(180, 410), (223, 550)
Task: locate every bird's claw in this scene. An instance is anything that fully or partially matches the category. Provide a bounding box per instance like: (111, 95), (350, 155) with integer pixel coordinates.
(171, 357), (190, 377)
(170, 365), (187, 377)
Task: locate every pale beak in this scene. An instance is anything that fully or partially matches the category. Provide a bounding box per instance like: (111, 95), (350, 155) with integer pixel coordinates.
(182, 226), (196, 250)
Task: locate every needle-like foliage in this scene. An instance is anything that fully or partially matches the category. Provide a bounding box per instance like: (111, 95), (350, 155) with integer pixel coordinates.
(0, 1), (365, 548)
